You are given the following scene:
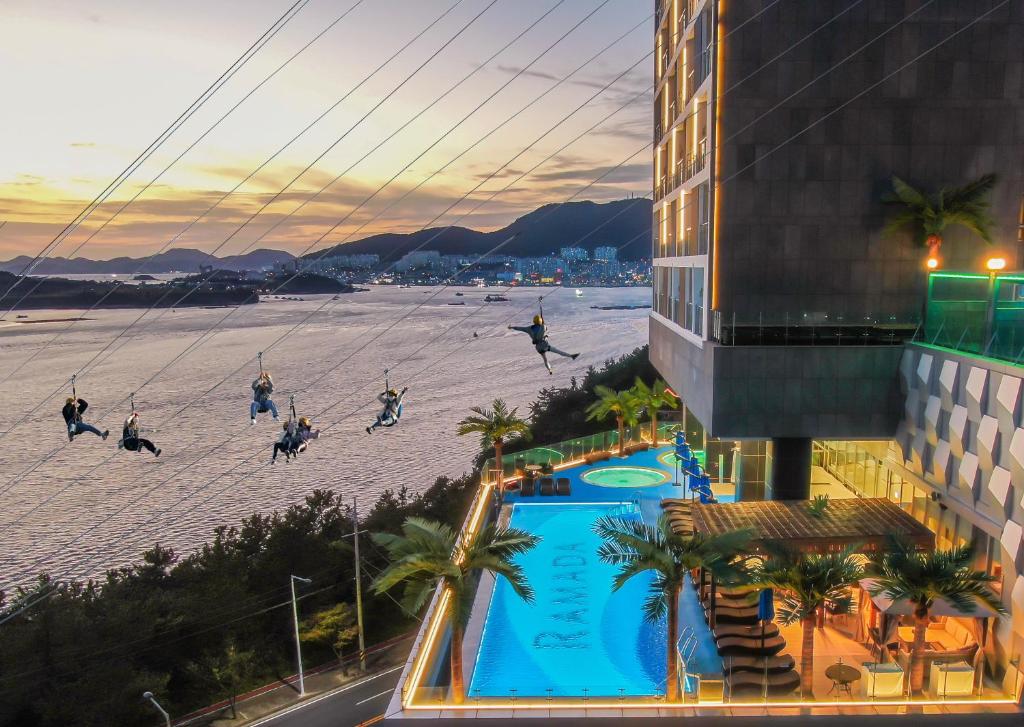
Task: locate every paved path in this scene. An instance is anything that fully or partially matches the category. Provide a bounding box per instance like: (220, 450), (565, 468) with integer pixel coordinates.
(248, 665), (402, 727)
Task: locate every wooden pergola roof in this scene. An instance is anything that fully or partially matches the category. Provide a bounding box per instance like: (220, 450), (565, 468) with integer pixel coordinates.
(691, 498), (934, 554)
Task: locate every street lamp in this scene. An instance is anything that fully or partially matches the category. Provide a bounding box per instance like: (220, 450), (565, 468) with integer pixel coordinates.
(291, 575), (313, 696)
(142, 692), (170, 727)
(986, 256), (1007, 271)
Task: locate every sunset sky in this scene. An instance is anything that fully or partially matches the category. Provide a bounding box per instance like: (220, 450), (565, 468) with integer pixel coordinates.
(0, 0), (652, 260)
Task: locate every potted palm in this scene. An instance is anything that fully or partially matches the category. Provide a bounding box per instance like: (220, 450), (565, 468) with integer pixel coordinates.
(586, 386), (641, 457)
(883, 174), (997, 259)
(372, 517), (540, 703)
(594, 515), (749, 702)
(866, 537), (1004, 695)
(457, 399), (531, 500)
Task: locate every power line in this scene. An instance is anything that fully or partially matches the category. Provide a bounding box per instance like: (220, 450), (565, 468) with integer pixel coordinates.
(0, 0), (311, 308)
(0, 0), (369, 323)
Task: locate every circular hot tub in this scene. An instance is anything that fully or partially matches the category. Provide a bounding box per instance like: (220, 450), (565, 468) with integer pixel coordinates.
(580, 466), (669, 488)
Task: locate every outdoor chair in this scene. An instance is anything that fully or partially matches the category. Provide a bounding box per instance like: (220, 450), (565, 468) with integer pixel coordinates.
(555, 477), (571, 496)
(520, 478), (536, 497)
(539, 477), (555, 496)
(859, 661), (905, 698)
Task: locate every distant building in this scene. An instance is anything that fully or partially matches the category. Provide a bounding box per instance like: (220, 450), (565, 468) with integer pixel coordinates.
(395, 250), (441, 272)
(559, 247), (589, 262)
(593, 246), (617, 263)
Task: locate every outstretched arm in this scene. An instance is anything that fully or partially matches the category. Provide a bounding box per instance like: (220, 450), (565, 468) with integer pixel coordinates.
(508, 325), (531, 335)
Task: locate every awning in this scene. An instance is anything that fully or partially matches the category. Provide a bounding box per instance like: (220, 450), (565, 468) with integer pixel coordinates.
(859, 578), (1000, 618)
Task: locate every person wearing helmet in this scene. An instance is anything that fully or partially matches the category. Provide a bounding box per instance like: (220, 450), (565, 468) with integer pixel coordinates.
(366, 386), (408, 434)
(61, 396), (109, 442)
(250, 371), (279, 425)
(293, 415), (320, 454)
(508, 313), (579, 374)
(272, 419), (299, 463)
(119, 412), (161, 457)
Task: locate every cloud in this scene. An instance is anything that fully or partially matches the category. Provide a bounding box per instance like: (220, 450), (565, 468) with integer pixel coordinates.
(494, 64), (561, 83)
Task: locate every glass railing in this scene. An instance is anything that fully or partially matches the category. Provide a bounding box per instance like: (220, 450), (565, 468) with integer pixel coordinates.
(402, 647), (1021, 709)
(710, 309), (919, 347)
(481, 422), (679, 485)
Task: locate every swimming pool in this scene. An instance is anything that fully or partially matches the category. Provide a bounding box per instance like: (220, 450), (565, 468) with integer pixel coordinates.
(580, 466), (669, 488)
(468, 502), (666, 698)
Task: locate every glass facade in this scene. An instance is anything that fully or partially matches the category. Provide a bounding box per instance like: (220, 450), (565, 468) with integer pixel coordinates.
(814, 440), (1004, 594)
(654, 265), (705, 336)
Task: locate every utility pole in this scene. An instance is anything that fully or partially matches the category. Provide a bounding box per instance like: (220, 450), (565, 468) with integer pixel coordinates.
(352, 497), (367, 672)
(142, 692), (170, 727)
(290, 574), (312, 696)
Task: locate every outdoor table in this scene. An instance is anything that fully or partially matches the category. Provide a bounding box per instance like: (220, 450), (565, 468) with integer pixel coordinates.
(825, 662), (861, 697)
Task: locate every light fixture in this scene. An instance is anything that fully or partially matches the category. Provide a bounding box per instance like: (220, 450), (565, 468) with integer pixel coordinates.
(986, 257), (1006, 271)
(926, 257), (939, 270)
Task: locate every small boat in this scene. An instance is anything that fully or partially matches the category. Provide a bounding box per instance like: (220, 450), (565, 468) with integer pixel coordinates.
(454, 292), (463, 296)
(448, 301), (466, 306)
(575, 288), (583, 297)
(484, 294), (508, 302)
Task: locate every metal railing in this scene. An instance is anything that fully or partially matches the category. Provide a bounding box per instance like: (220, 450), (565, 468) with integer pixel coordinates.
(710, 310), (919, 347)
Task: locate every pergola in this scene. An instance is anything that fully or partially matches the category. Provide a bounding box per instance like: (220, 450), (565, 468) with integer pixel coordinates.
(691, 498), (935, 554)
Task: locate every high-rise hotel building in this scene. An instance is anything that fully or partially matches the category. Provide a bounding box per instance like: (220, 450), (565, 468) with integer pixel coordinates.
(650, 0), (1023, 496)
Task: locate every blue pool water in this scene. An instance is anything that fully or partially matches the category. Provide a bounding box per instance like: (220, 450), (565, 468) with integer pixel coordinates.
(468, 502), (667, 698)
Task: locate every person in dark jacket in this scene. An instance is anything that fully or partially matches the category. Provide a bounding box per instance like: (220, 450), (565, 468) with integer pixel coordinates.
(250, 372), (279, 425)
(62, 397), (109, 442)
(508, 313), (578, 374)
(119, 412), (161, 457)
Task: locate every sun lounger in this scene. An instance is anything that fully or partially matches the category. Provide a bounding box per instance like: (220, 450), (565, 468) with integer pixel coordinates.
(722, 654), (796, 673)
(716, 633), (786, 656)
(726, 669), (800, 696)
(555, 477), (571, 496)
(539, 477), (555, 496)
(661, 498), (692, 507)
(927, 660), (974, 698)
(714, 623), (780, 641)
(584, 451), (611, 465)
(520, 479), (536, 497)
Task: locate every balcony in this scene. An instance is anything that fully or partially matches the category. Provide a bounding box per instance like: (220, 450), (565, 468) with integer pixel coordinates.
(922, 270), (1024, 364)
(653, 149), (707, 202)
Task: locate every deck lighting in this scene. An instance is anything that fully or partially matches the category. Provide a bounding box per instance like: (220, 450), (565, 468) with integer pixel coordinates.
(926, 257), (939, 270)
(986, 257), (1006, 271)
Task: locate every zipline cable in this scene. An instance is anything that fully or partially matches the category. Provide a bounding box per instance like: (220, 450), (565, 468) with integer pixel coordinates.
(0, 0), (470, 390)
(0, 0), (311, 308)
(0, 139), (654, 608)
(0, 0), (369, 324)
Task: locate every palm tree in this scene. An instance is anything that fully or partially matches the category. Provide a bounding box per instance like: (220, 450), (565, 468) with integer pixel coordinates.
(457, 399), (531, 497)
(586, 385), (641, 456)
(372, 517), (540, 703)
(594, 515), (750, 703)
(883, 174), (997, 256)
(866, 537), (1004, 695)
(631, 377), (679, 446)
(751, 546), (863, 698)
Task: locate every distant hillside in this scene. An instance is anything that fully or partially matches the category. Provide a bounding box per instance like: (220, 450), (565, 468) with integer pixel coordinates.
(0, 248), (295, 275)
(0, 198), (653, 274)
(309, 198), (653, 262)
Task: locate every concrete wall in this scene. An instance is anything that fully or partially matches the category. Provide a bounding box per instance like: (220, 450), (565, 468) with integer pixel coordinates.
(715, 0), (1024, 320)
(895, 343), (1024, 677)
(651, 312), (904, 439)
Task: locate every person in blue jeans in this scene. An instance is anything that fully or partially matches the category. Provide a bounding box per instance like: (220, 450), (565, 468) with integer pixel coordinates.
(250, 372), (279, 425)
(62, 397), (109, 442)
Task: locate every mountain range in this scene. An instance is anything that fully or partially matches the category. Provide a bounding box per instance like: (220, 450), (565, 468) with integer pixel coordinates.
(0, 198), (652, 275)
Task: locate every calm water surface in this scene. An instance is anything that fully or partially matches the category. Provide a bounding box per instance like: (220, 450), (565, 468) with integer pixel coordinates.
(0, 286), (648, 584)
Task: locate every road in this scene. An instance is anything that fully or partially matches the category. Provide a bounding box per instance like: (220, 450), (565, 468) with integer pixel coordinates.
(249, 665), (402, 727)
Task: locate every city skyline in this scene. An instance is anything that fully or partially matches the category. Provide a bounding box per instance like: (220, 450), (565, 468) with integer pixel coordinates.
(0, 0), (652, 260)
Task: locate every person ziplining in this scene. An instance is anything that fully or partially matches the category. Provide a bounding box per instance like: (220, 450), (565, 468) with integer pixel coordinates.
(250, 353), (279, 425)
(366, 370), (407, 434)
(508, 297), (578, 374)
(61, 376), (109, 442)
(118, 399), (161, 458)
(272, 396), (318, 463)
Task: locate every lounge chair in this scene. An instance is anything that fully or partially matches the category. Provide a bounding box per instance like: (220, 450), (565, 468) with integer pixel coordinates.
(927, 660), (975, 698)
(722, 654), (796, 674)
(539, 477), (555, 496)
(726, 669), (800, 697)
(584, 451), (611, 465)
(714, 606), (760, 625)
(716, 633), (786, 656)
(520, 478), (536, 497)
(714, 623), (780, 642)
(555, 477), (571, 496)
